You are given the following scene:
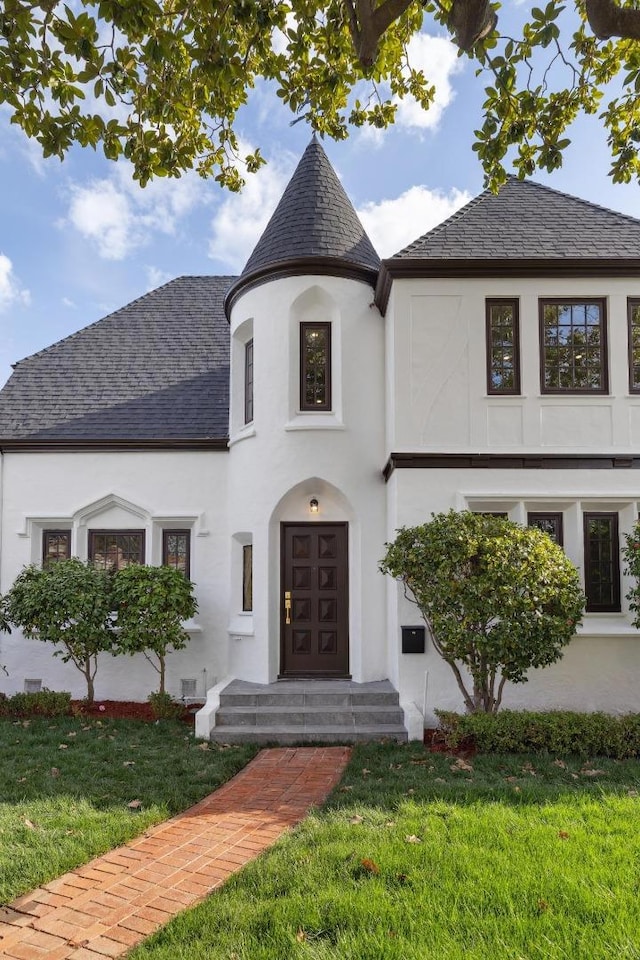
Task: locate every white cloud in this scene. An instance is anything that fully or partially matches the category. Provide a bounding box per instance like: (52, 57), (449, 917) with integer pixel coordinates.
(145, 266), (173, 290)
(394, 33), (463, 132)
(0, 254), (31, 312)
(64, 163), (207, 260)
(357, 184), (471, 257)
(62, 297), (76, 308)
(208, 153), (297, 270)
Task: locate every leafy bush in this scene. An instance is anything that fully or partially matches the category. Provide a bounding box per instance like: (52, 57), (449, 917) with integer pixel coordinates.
(436, 709), (640, 759)
(147, 691), (185, 720)
(2, 690), (72, 718)
(380, 511), (585, 713)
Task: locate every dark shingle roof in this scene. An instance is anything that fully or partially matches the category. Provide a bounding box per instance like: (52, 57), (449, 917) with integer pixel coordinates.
(0, 276), (235, 442)
(241, 137), (380, 277)
(394, 176), (640, 260)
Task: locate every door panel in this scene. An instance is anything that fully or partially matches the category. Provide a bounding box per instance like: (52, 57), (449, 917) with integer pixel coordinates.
(281, 522), (349, 677)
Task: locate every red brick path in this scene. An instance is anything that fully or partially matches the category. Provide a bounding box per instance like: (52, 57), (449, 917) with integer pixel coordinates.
(0, 746), (351, 959)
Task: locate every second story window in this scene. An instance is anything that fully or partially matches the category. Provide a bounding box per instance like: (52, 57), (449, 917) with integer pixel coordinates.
(244, 338), (254, 424)
(628, 299), (640, 393)
(486, 299), (520, 394)
(540, 299), (607, 394)
(300, 322), (331, 411)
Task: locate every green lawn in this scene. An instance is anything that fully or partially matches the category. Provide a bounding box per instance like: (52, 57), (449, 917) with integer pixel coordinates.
(129, 743), (640, 960)
(0, 716), (257, 903)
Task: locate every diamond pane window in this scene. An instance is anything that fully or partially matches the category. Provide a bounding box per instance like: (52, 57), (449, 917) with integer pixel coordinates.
(583, 513), (620, 612)
(300, 322), (331, 411)
(242, 544), (253, 612)
(540, 300), (607, 393)
(244, 338), (254, 424)
(89, 531), (145, 572)
(162, 530), (190, 579)
(42, 530), (71, 567)
(486, 299), (520, 394)
(628, 300), (640, 393)
(528, 512), (564, 547)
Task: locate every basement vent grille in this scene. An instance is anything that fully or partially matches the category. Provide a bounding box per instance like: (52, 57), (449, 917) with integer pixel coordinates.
(180, 678), (197, 699)
(24, 679), (42, 694)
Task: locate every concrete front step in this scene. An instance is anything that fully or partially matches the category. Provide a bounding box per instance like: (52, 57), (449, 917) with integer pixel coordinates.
(209, 724), (408, 745)
(210, 679), (408, 744)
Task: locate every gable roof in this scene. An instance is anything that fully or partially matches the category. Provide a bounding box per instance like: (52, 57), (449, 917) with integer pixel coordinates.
(394, 176), (640, 260)
(0, 276), (235, 447)
(225, 137), (380, 313)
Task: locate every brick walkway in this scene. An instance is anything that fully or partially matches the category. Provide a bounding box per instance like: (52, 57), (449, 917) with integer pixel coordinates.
(0, 746), (351, 960)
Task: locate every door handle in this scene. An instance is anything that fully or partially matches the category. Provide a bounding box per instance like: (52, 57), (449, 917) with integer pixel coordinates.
(284, 591), (291, 625)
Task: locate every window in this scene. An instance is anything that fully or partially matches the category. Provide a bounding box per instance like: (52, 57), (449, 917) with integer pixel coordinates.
(162, 530), (191, 579)
(242, 544), (253, 612)
(583, 513), (620, 612)
(89, 530), (145, 571)
(628, 299), (640, 393)
(540, 299), (607, 394)
(42, 530), (71, 566)
(528, 512), (564, 546)
(486, 299), (520, 394)
(300, 322), (331, 411)
(244, 338), (254, 424)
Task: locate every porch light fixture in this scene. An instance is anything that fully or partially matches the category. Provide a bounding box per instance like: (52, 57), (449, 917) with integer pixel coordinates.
(309, 497), (319, 514)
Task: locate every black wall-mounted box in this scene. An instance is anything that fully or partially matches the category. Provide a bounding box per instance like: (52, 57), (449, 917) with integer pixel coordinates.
(401, 625), (426, 654)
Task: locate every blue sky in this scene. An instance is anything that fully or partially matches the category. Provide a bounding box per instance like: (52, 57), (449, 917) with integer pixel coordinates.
(1, 7), (639, 386)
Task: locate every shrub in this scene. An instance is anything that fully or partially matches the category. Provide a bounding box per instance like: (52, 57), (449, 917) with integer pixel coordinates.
(436, 709), (640, 759)
(380, 511), (585, 713)
(148, 691), (185, 720)
(4, 690), (72, 718)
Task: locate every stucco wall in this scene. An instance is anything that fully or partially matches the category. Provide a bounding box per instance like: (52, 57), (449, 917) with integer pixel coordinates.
(0, 450), (230, 701)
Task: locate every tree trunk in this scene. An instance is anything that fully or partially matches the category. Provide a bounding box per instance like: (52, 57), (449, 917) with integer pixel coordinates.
(84, 658), (95, 704)
(159, 655), (165, 695)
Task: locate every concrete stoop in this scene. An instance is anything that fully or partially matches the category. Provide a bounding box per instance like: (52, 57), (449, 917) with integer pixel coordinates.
(208, 679), (408, 744)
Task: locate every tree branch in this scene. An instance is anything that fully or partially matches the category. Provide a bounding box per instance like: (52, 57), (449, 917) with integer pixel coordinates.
(447, 0), (498, 54)
(343, 0), (414, 69)
(585, 0), (640, 40)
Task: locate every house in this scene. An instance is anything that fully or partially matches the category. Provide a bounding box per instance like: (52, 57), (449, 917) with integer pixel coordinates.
(1, 136), (640, 740)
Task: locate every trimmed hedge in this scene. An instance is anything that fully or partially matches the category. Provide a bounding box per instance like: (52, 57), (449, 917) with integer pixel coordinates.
(0, 690), (72, 718)
(435, 709), (640, 759)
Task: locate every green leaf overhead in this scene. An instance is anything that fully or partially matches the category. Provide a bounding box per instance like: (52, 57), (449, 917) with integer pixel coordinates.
(2, 0), (640, 187)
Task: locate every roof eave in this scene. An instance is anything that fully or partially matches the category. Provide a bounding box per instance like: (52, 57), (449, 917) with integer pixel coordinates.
(0, 437), (230, 452)
(225, 257), (379, 319)
(374, 257), (640, 315)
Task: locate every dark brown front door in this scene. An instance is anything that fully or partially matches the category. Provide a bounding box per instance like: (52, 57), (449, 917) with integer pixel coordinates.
(280, 522), (349, 677)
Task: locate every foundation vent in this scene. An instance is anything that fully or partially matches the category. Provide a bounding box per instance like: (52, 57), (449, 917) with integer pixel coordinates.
(180, 678), (198, 700)
(24, 679), (42, 694)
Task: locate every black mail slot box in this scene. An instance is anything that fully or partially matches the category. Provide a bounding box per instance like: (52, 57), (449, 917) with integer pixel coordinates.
(401, 626), (425, 654)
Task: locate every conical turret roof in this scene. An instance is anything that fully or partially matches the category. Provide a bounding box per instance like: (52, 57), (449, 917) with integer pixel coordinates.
(226, 137), (380, 313)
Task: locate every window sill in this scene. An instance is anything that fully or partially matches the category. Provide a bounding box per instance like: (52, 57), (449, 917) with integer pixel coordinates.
(576, 616), (637, 638)
(228, 614), (254, 637)
(229, 425), (256, 447)
(285, 415), (345, 431)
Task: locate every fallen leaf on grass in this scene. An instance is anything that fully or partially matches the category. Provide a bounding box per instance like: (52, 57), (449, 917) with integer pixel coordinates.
(521, 762), (537, 776)
(23, 818), (37, 830)
(340, 785), (353, 792)
(17, 776), (27, 783)
(50, 768), (60, 778)
(123, 761), (135, 767)
(405, 788), (415, 795)
(58, 744), (68, 750)
(628, 789), (638, 797)
(505, 776), (519, 783)
(198, 742), (210, 751)
(385, 821), (396, 828)
(405, 835), (422, 844)
(66, 732), (77, 738)
(434, 777), (446, 784)
(361, 768), (371, 776)
(360, 858), (380, 874)
(558, 831), (570, 840)
(537, 899), (549, 914)
(513, 786), (521, 793)
(410, 759), (429, 766)
(553, 759), (567, 769)
(349, 815), (364, 825)
(127, 799), (142, 810)
(581, 768), (605, 777)
(450, 757), (473, 773)
(296, 930), (307, 943)
(570, 773), (579, 779)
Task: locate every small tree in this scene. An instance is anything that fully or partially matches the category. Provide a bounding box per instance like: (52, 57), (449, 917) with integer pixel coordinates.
(112, 564), (197, 695)
(380, 511), (585, 713)
(622, 522), (640, 624)
(5, 559), (114, 703)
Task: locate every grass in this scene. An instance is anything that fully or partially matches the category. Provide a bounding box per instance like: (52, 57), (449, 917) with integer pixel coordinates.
(129, 742), (640, 960)
(0, 715), (257, 903)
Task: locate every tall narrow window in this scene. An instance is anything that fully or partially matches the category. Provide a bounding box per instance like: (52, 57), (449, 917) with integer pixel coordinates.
(486, 299), (520, 394)
(162, 530), (191, 579)
(42, 530), (71, 567)
(540, 299), (607, 394)
(89, 531), (145, 572)
(244, 338), (254, 424)
(242, 544), (253, 612)
(583, 513), (620, 612)
(628, 299), (640, 393)
(528, 512), (564, 546)
(300, 322), (331, 411)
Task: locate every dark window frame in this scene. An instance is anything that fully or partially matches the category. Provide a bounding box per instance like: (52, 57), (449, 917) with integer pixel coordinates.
(42, 530), (71, 567)
(583, 512), (620, 613)
(300, 321), (332, 412)
(486, 298), (521, 395)
(627, 298), (640, 394)
(244, 338), (254, 424)
(242, 543), (253, 612)
(88, 529), (146, 572)
(527, 512), (564, 547)
(539, 298), (608, 395)
(162, 529), (191, 580)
